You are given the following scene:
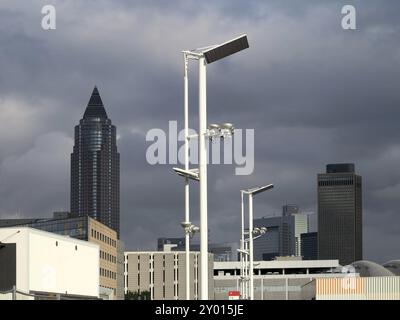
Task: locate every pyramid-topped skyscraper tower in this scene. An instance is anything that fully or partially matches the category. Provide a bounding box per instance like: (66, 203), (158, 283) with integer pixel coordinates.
(71, 86), (120, 237)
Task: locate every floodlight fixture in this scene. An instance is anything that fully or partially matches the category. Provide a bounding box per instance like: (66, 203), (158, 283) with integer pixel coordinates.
(252, 226), (268, 237)
(181, 221), (200, 239)
(173, 167), (199, 181)
(207, 124), (220, 138)
(207, 123), (235, 140)
(220, 123), (235, 138)
(203, 34), (249, 64)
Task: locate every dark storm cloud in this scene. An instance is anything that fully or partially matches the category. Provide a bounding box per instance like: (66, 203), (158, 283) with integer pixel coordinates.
(0, 0), (399, 263)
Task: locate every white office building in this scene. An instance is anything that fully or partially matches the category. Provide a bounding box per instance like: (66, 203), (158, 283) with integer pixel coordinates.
(0, 227), (99, 300)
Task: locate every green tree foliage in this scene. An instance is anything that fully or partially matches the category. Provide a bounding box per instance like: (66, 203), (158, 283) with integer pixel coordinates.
(125, 290), (151, 300)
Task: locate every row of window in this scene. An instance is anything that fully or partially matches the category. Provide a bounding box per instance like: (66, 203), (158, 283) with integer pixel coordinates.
(125, 265), (199, 300)
(100, 250), (116, 264)
(319, 179), (354, 187)
(91, 229), (116, 247)
(100, 268), (117, 280)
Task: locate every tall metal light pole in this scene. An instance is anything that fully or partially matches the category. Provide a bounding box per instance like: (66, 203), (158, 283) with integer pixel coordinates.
(198, 54), (208, 300)
(183, 53), (191, 300)
(173, 53), (201, 300)
(248, 193), (254, 299)
(240, 190), (245, 297)
(182, 35), (249, 300)
(240, 184), (274, 300)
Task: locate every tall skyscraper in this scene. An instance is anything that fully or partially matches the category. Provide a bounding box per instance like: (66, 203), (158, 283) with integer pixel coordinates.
(71, 87), (120, 237)
(318, 163), (362, 265)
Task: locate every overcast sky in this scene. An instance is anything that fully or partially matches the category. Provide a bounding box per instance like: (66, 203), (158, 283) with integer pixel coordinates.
(0, 0), (399, 263)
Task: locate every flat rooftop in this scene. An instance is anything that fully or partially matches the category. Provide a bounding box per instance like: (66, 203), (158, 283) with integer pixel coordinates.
(214, 259), (340, 270)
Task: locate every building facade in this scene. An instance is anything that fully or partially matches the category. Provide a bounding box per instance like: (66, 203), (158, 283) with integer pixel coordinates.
(318, 163), (363, 265)
(316, 277), (400, 300)
(0, 215), (120, 299)
(0, 227), (99, 299)
(116, 240), (125, 300)
(213, 259), (346, 300)
(124, 250), (214, 300)
(292, 214), (308, 256)
(253, 216), (281, 260)
(253, 206), (308, 261)
(70, 86), (120, 237)
(87, 217), (118, 298)
(301, 232), (318, 260)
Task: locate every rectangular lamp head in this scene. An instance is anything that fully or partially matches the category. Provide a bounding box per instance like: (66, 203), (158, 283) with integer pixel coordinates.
(173, 167), (199, 181)
(203, 34), (249, 64)
(247, 184), (274, 195)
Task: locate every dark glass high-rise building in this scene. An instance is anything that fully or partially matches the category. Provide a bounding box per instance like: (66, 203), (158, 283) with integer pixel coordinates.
(301, 232), (318, 260)
(71, 87), (120, 237)
(317, 163), (362, 265)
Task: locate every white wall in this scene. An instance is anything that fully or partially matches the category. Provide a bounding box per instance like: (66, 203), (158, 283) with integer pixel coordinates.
(0, 227), (99, 298)
(0, 228), (29, 292)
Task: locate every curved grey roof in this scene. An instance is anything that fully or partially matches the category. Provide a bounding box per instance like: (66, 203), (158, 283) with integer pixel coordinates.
(383, 260), (400, 276)
(351, 260), (395, 277)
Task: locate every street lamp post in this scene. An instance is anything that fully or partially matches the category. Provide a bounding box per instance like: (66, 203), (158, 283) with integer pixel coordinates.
(240, 184), (274, 300)
(248, 193), (254, 299)
(173, 51), (201, 300)
(183, 53), (190, 301)
(181, 35), (249, 300)
(198, 55), (208, 300)
(240, 190), (245, 297)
